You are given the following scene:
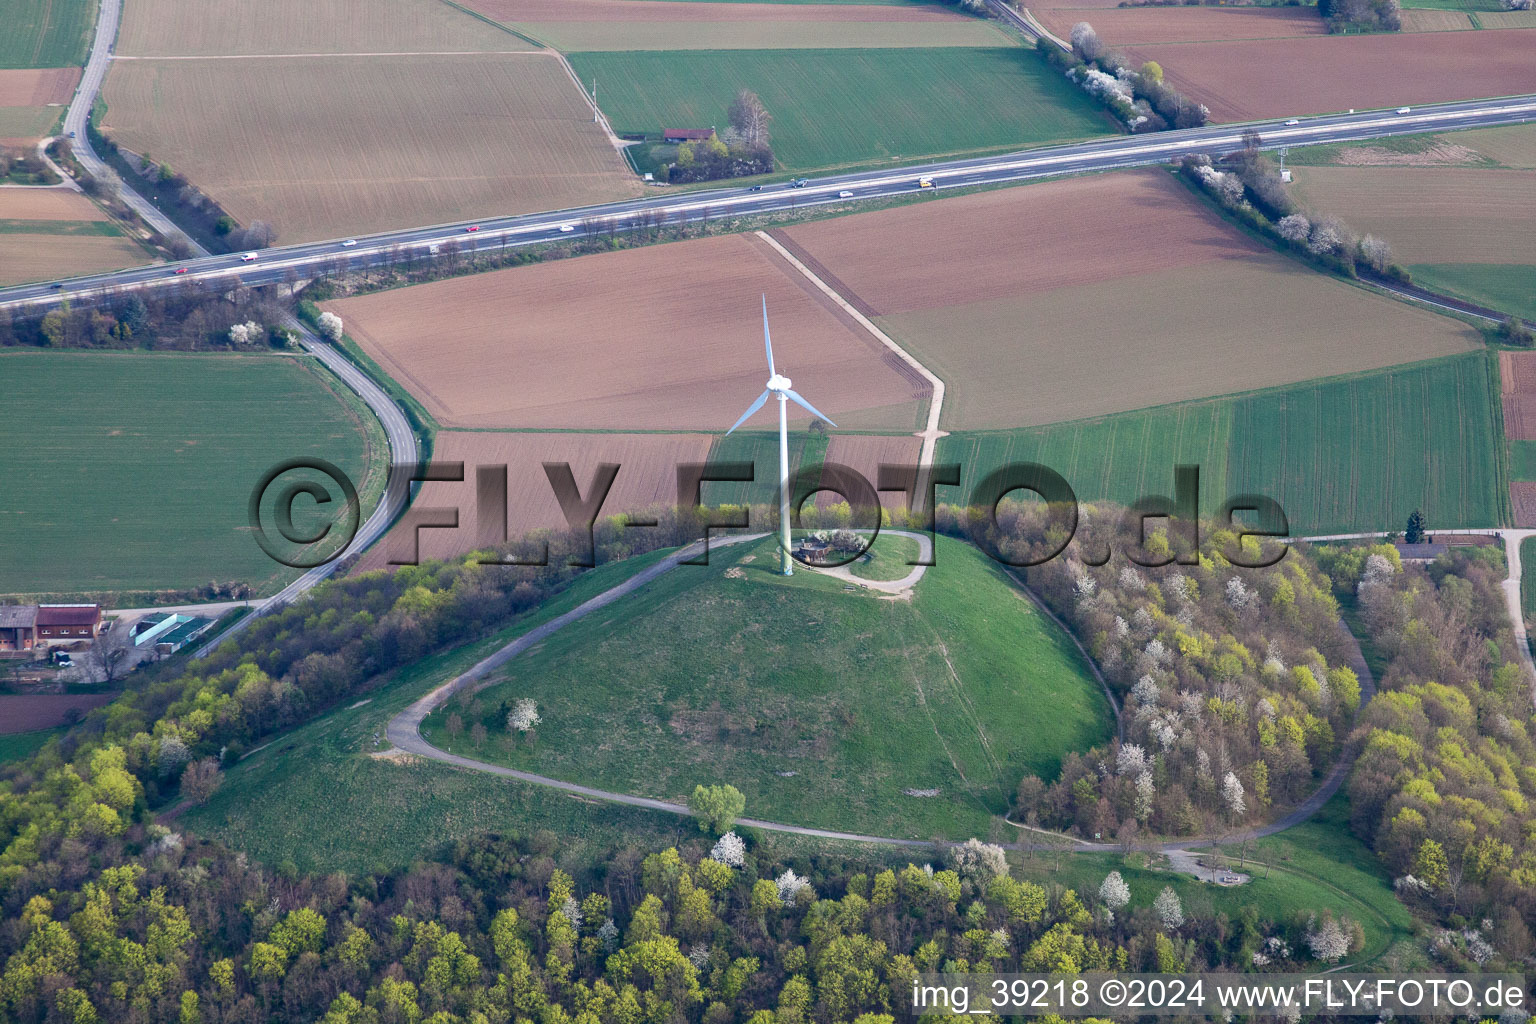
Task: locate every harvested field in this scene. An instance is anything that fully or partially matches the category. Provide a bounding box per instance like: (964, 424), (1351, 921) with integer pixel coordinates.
(1121, 31), (1536, 122)
(1453, 125), (1536, 168)
(0, 107), (58, 143)
(1398, 8), (1474, 28)
(0, 188), (108, 220)
(472, 0), (971, 21)
(117, 0), (529, 56)
(778, 169), (1479, 429)
(777, 170), (1253, 317)
(1476, 10), (1536, 27)
(517, 19), (1011, 49)
(1289, 166), (1536, 264)
(352, 431), (715, 572)
(100, 54), (639, 243)
(567, 47), (1111, 171)
(324, 232), (927, 431)
(1032, 6), (1325, 44)
(0, 694), (118, 734)
(0, 233), (148, 286)
(0, 67), (78, 106)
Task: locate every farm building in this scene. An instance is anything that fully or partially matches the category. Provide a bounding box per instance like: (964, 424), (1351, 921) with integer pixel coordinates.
(132, 612), (214, 654)
(663, 128), (715, 143)
(0, 605), (37, 652)
(24, 604), (102, 644)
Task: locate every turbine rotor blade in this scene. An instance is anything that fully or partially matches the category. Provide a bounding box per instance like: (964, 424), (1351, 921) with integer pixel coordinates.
(762, 294), (776, 378)
(785, 389), (836, 428)
(726, 389), (773, 435)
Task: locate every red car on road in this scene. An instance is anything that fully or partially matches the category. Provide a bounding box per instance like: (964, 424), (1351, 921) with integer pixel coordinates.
(465, 225), (480, 232)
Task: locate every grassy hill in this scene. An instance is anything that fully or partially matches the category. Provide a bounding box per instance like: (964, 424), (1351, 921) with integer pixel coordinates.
(421, 534), (1113, 839)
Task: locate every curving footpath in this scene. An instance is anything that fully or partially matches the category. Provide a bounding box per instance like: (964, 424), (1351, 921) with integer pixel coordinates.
(386, 530), (1376, 857)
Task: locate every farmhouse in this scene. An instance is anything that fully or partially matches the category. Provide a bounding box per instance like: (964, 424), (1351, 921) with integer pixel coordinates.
(0, 605), (37, 652)
(35, 604), (102, 642)
(663, 128), (715, 143)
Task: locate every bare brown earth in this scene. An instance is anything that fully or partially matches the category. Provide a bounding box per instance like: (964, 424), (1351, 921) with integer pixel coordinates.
(1122, 31), (1536, 122)
(1289, 166), (1536, 264)
(1501, 352), (1536, 442)
(1033, 5), (1324, 44)
(0, 189), (109, 220)
(325, 233), (926, 431)
(468, 0), (970, 21)
(1513, 483), (1536, 529)
(820, 433), (923, 512)
(101, 54), (639, 243)
(779, 168), (1477, 429)
(778, 170), (1256, 317)
(352, 431), (715, 571)
(0, 68), (79, 106)
(0, 693), (117, 734)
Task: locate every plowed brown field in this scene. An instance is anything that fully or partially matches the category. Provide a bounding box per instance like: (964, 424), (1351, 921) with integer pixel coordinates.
(325, 233), (926, 431)
(1033, 6), (1323, 44)
(0, 67), (79, 106)
(101, 54), (639, 243)
(1123, 30), (1536, 122)
(777, 168), (1478, 429)
(0, 189), (109, 220)
(777, 170), (1256, 317)
(468, 0), (967, 22)
(0, 693), (117, 734)
(352, 431), (715, 571)
(820, 433), (922, 511)
(1502, 352), (1536, 442)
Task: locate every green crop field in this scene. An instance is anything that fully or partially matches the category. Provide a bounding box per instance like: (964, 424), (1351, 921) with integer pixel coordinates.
(421, 534), (1113, 840)
(1522, 537), (1536, 633)
(939, 352), (1505, 537)
(0, 351), (386, 597)
(2, 0), (95, 68)
(567, 47), (1112, 172)
(1409, 264), (1536, 325)
(0, 728), (63, 765)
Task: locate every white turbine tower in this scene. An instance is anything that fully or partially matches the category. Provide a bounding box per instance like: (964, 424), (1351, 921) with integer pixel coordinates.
(726, 296), (837, 576)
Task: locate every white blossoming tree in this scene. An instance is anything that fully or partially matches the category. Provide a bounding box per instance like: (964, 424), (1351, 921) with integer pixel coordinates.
(1099, 871), (1131, 911)
(1222, 771), (1246, 818)
(948, 838), (1008, 882)
(776, 869), (813, 907)
(1306, 916), (1350, 962)
(508, 698), (541, 734)
(709, 831), (745, 868)
(1116, 742), (1148, 777)
(317, 311), (344, 342)
(1154, 886), (1184, 930)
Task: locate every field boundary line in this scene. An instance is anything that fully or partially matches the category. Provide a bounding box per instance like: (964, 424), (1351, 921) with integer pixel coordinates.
(754, 229), (948, 501)
(544, 47), (631, 155)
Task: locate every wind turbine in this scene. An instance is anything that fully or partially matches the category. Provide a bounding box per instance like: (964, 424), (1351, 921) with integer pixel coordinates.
(726, 296), (837, 576)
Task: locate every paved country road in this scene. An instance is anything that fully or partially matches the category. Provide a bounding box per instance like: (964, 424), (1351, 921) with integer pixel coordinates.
(3, 95), (1533, 313)
(384, 530), (1378, 857)
(190, 316), (420, 657)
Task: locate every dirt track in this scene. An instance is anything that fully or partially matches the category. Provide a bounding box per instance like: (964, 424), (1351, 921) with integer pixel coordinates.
(326, 233), (925, 432)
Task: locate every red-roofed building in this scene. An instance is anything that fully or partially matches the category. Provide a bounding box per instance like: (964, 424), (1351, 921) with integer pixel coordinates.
(35, 604), (101, 642)
(663, 128), (715, 143)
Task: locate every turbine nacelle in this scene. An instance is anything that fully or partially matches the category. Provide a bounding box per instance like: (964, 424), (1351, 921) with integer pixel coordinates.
(767, 373), (792, 393)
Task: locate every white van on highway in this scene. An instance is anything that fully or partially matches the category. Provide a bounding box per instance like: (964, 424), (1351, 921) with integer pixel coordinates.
(1396, 106), (1411, 114)
(240, 252), (257, 262)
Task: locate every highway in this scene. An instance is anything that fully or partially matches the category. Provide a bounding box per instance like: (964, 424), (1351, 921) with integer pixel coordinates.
(4, 93), (1533, 313)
